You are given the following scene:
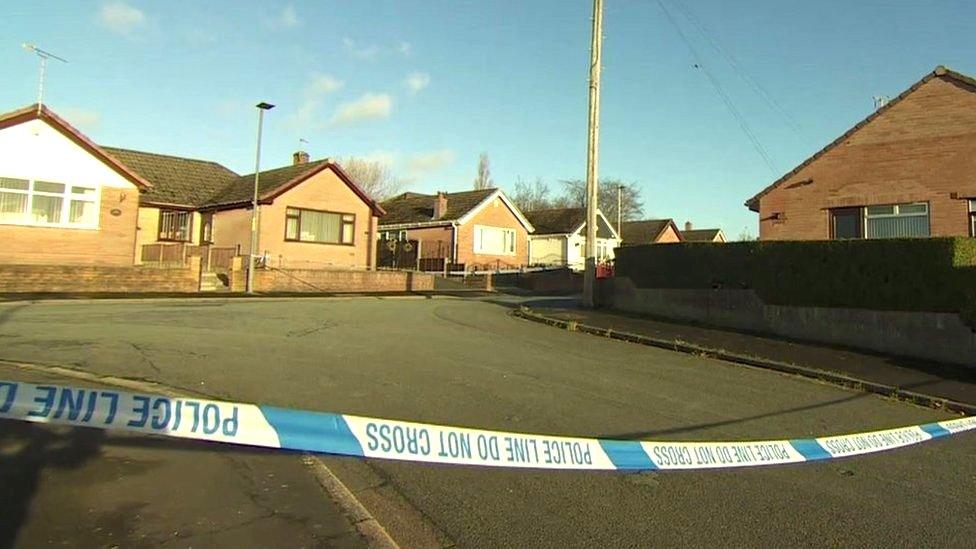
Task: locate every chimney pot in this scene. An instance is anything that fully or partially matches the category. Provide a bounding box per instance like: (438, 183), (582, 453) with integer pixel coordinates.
(433, 192), (448, 219)
(684, 221), (693, 232)
(293, 151), (310, 165)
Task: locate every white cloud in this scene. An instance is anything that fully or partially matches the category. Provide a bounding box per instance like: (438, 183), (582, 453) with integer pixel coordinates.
(60, 108), (101, 131)
(215, 99), (244, 120)
(285, 74), (345, 130)
(359, 150), (397, 167)
(98, 1), (147, 36)
(307, 74), (344, 95)
(404, 72), (430, 94)
(343, 37), (380, 61)
(398, 41), (413, 57)
(405, 150), (455, 178)
(268, 5), (300, 29)
(330, 93), (393, 126)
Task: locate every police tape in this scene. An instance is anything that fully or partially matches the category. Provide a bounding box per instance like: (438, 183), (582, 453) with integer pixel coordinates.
(1, 380), (973, 471)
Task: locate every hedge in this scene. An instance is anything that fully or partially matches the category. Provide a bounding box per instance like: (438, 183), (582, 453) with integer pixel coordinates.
(614, 238), (976, 324)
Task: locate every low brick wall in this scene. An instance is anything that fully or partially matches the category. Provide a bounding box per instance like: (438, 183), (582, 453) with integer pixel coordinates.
(0, 259), (201, 293)
(252, 268), (434, 293)
(600, 277), (976, 367)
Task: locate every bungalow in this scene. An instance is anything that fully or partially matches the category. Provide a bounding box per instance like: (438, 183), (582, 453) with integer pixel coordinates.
(379, 189), (534, 271)
(679, 222), (727, 243)
(619, 219), (683, 246)
(0, 104), (384, 271)
(745, 66), (976, 240)
(524, 207), (620, 270)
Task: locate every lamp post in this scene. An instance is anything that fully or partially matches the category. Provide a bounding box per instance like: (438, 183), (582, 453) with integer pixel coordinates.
(246, 102), (275, 294)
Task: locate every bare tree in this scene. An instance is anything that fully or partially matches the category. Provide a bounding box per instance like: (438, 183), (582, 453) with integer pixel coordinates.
(559, 179), (644, 222)
(340, 158), (405, 201)
(737, 227), (758, 241)
(510, 177), (554, 212)
(473, 153), (494, 190)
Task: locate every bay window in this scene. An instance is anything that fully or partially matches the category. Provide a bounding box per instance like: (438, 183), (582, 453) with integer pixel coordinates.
(158, 210), (193, 241)
(0, 177), (99, 228)
(285, 207), (355, 244)
(474, 225), (516, 255)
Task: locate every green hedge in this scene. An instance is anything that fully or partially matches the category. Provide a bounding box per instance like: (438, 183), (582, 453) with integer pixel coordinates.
(614, 238), (976, 323)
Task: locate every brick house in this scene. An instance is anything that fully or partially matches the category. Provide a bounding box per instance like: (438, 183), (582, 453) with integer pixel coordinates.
(619, 219), (683, 246)
(0, 103), (384, 270)
(746, 66), (976, 240)
(524, 207), (621, 270)
(379, 189), (534, 270)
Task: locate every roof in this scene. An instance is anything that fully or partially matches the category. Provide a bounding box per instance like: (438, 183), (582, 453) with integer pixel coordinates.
(524, 208), (586, 234)
(0, 104), (152, 190)
(379, 189), (497, 225)
(206, 159), (332, 206)
(102, 149), (384, 215)
(681, 228), (725, 242)
(620, 219), (682, 245)
(101, 147), (238, 207)
(745, 65), (976, 212)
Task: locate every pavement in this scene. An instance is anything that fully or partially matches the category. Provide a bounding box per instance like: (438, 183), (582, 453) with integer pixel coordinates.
(0, 364), (366, 549)
(518, 297), (976, 410)
(0, 296), (974, 548)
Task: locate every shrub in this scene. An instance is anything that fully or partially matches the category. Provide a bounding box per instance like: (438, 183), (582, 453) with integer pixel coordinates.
(614, 238), (976, 321)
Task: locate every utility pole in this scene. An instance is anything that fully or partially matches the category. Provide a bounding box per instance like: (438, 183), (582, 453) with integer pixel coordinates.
(246, 102), (275, 294)
(582, 0), (603, 308)
(22, 43), (67, 114)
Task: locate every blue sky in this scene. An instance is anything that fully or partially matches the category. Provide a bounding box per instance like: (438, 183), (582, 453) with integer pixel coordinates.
(2, 1), (974, 237)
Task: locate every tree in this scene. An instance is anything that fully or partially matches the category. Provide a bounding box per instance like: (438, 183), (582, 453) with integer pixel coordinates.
(510, 177), (555, 212)
(473, 153), (494, 190)
(559, 179), (644, 223)
(340, 158), (405, 201)
(737, 227), (758, 241)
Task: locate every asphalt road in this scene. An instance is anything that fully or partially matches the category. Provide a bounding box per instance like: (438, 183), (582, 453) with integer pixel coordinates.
(0, 296), (973, 548)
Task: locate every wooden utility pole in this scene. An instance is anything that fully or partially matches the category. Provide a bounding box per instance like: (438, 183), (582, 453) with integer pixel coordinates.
(582, 0), (603, 308)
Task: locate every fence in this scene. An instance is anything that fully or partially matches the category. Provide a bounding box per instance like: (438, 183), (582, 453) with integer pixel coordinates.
(140, 243), (187, 267)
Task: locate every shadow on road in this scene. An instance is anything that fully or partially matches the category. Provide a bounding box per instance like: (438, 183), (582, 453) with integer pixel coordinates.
(599, 377), (944, 440)
(0, 420), (103, 548)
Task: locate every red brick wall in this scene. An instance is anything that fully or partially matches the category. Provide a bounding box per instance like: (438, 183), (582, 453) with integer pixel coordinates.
(0, 258), (201, 293)
(757, 76), (976, 240)
(0, 188), (139, 266)
(252, 268), (434, 292)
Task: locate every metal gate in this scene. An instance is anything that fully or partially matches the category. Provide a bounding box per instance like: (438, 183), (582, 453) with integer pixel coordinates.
(376, 238), (419, 269)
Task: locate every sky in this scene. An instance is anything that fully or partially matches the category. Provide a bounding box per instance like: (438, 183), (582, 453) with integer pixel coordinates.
(2, 1), (975, 238)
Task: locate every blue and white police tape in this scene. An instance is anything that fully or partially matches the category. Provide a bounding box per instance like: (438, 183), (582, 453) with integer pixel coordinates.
(0, 380), (973, 471)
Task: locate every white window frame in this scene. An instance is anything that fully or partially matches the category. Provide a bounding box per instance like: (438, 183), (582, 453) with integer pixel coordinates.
(864, 201), (929, 238)
(473, 224), (517, 256)
(0, 177), (101, 230)
(969, 199), (976, 237)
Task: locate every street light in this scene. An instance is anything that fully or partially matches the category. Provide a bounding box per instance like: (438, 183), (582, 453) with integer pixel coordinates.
(246, 102), (275, 294)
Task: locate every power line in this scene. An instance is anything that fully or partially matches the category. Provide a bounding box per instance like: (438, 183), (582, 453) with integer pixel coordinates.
(655, 0), (779, 175)
(665, 0), (809, 144)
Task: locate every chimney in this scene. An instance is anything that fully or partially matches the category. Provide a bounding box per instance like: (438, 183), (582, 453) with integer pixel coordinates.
(433, 192), (448, 219)
(684, 221), (693, 232)
(293, 151), (310, 165)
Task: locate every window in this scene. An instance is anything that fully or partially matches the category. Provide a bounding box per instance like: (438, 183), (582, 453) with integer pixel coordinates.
(159, 210), (193, 241)
(473, 225), (516, 255)
(831, 207), (862, 239)
(970, 199), (976, 237)
(865, 202), (929, 238)
(596, 240), (609, 261)
(831, 202), (930, 239)
(0, 177), (99, 228)
(285, 208), (355, 244)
